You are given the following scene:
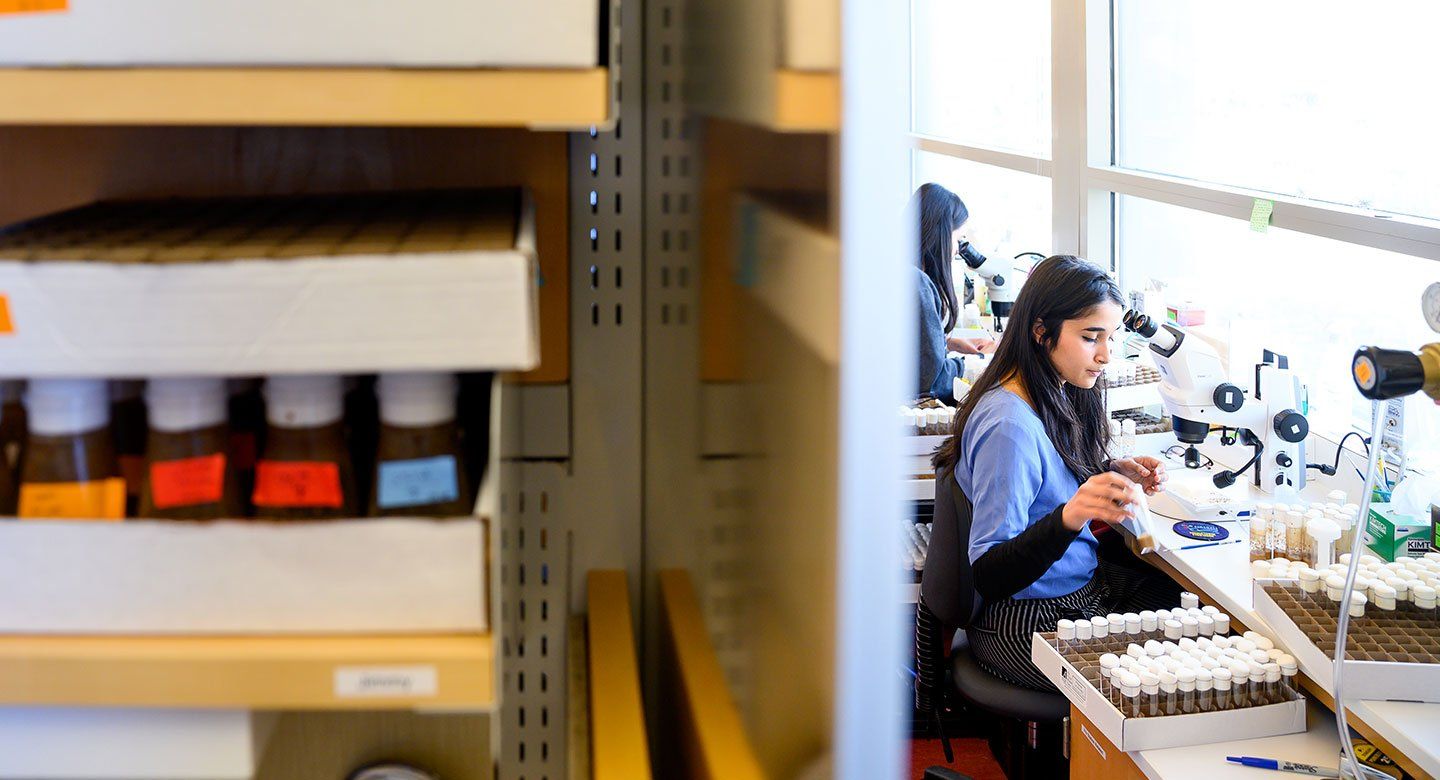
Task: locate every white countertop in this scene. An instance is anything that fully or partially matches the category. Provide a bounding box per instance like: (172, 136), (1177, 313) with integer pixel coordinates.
(1135, 700), (1340, 780)
(1136, 442), (1440, 779)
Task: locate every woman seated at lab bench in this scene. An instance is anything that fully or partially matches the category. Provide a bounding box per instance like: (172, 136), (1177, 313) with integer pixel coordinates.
(912, 183), (995, 403)
(926, 255), (1180, 691)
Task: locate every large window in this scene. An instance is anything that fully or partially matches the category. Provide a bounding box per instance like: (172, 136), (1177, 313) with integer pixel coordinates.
(910, 0), (1051, 158)
(913, 152), (1052, 258)
(911, 1), (1440, 471)
(1115, 0), (1440, 220)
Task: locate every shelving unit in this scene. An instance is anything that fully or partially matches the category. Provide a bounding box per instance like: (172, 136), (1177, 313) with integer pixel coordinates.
(735, 192), (837, 364)
(0, 634), (494, 710)
(0, 68), (609, 129)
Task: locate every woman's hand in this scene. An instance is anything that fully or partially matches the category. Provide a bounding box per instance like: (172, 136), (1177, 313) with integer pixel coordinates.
(1062, 472), (1137, 532)
(1110, 456), (1168, 496)
(948, 336), (997, 355)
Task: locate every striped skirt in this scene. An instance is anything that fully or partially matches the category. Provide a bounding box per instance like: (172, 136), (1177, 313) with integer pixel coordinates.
(967, 559), (1182, 692)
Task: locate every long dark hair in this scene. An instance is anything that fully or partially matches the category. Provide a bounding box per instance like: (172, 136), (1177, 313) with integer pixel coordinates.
(911, 183), (969, 333)
(932, 255), (1121, 481)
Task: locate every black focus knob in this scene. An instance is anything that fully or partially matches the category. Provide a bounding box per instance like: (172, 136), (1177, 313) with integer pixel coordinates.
(1213, 383), (1245, 412)
(1276, 452), (1293, 468)
(1353, 346), (1424, 400)
(1273, 410), (1309, 443)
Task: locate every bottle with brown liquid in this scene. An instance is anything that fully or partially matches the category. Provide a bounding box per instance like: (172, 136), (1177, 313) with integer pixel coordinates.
(0, 380), (25, 472)
(19, 379), (124, 519)
(252, 375), (358, 520)
(110, 380), (148, 517)
(140, 378), (244, 520)
(369, 373), (471, 517)
(226, 378), (265, 516)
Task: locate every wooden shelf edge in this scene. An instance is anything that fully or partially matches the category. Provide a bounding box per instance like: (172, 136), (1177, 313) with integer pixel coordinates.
(0, 67), (609, 128)
(0, 633), (494, 710)
(771, 69), (839, 133)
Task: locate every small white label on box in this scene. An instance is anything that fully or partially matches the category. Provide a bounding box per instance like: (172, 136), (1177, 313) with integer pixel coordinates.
(334, 666), (438, 698)
(1058, 666), (1089, 707)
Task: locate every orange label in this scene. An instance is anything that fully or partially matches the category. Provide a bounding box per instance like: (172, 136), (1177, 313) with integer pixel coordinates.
(0, 0), (66, 14)
(0, 295), (12, 335)
(150, 453), (227, 509)
(19, 477), (126, 520)
(252, 460), (343, 508)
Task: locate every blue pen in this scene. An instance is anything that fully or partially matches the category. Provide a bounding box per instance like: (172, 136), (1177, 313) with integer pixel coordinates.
(1225, 756), (1340, 778)
(1174, 539), (1244, 552)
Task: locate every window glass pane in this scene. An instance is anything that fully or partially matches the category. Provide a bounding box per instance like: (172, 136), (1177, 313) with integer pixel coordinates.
(1118, 195), (1440, 471)
(1115, 0), (1440, 221)
(911, 0), (1050, 158)
(913, 151), (1053, 261)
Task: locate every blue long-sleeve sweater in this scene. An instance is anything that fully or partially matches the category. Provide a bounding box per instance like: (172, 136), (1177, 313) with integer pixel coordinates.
(917, 267), (962, 402)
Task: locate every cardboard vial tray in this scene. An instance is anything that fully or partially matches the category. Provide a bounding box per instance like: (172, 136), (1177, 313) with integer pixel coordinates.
(0, 516), (487, 635)
(1253, 579), (1440, 704)
(0, 189), (538, 377)
(1030, 632), (1307, 751)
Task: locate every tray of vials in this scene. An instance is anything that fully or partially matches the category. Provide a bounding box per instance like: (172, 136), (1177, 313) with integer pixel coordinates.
(1254, 562), (1440, 703)
(1031, 598), (1306, 751)
(903, 521), (932, 581)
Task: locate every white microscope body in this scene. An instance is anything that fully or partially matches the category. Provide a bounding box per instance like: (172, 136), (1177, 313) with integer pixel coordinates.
(1123, 311), (1309, 494)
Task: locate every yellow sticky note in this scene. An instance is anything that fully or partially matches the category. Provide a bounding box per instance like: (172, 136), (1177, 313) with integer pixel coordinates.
(19, 478), (127, 520)
(0, 0), (66, 14)
(0, 295), (12, 335)
(1249, 198), (1274, 233)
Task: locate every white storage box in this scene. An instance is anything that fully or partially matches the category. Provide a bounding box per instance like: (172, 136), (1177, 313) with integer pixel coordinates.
(0, 189), (539, 377)
(0, 517), (487, 634)
(0, 0), (599, 68)
(1254, 580), (1440, 704)
(1030, 633), (1307, 751)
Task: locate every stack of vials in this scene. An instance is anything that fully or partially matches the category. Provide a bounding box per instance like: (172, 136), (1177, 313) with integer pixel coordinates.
(1280, 552), (1440, 619)
(1048, 592), (1301, 717)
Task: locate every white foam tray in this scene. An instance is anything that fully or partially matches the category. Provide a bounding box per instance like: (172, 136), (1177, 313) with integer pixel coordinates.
(0, 0), (598, 68)
(0, 517), (487, 635)
(1031, 632), (1307, 751)
(1253, 580), (1440, 704)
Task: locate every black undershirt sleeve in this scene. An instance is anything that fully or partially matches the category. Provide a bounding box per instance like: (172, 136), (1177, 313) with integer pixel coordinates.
(971, 504), (1081, 602)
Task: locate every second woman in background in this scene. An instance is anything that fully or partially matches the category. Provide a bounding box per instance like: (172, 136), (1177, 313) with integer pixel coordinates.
(911, 183), (994, 403)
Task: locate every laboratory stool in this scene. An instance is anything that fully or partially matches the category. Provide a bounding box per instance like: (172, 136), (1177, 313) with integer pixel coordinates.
(949, 631), (1069, 780)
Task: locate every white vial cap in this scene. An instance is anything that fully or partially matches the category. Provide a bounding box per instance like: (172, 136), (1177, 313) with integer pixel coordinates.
(1197, 615), (1215, 636)
(1339, 553), (1353, 565)
(377, 372), (458, 427)
(1229, 661), (1251, 681)
(1075, 619), (1094, 640)
(1212, 668), (1232, 689)
(1159, 671), (1177, 692)
(1325, 574), (1347, 592)
(1176, 668), (1196, 690)
(1139, 673), (1160, 694)
(1056, 619), (1076, 639)
(1126, 644), (1145, 659)
(1195, 669), (1213, 690)
(1361, 555), (1382, 567)
(1215, 614), (1231, 634)
(1201, 605), (1220, 616)
(1212, 635), (1232, 650)
(1195, 637), (1213, 650)
(1249, 650), (1271, 666)
(1144, 640), (1164, 657)
(1181, 617), (1199, 637)
(1266, 648), (1286, 663)
(1278, 655), (1298, 674)
(1265, 664), (1282, 684)
(146, 377), (227, 432)
(1124, 613), (1142, 634)
(1099, 653), (1120, 671)
(1327, 489), (1346, 503)
(1180, 592), (1199, 609)
(1200, 656), (1220, 671)
(1107, 614), (1126, 633)
(1140, 610), (1158, 632)
(1414, 584), (1437, 601)
(1234, 638), (1257, 654)
(1252, 635), (1274, 651)
(1163, 619), (1183, 640)
(1253, 560), (1274, 579)
(25, 379), (109, 435)
(1177, 637), (1197, 651)
(1090, 616), (1109, 637)
(264, 374), (344, 428)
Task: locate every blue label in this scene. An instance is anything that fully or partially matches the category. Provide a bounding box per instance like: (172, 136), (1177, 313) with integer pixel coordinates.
(377, 455), (459, 510)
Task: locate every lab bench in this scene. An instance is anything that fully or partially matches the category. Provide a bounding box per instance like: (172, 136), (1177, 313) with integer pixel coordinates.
(1125, 439), (1440, 779)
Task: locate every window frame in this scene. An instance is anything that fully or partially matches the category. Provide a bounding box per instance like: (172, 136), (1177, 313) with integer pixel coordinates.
(908, 0), (1440, 464)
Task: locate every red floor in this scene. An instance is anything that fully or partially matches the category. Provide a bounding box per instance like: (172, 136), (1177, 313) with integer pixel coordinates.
(909, 737), (1007, 780)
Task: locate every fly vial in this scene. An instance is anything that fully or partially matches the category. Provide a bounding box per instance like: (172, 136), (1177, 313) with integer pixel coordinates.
(1090, 615), (1109, 639)
(1139, 672), (1161, 717)
(1159, 671), (1178, 715)
(1179, 591), (1200, 610)
(1055, 619), (1076, 651)
(1211, 667), (1233, 711)
(1194, 669), (1214, 712)
(1117, 671), (1143, 717)
(1139, 610), (1158, 633)
(1251, 503), (1273, 562)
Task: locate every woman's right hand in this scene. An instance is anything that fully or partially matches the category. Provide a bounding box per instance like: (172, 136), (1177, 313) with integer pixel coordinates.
(1062, 472), (1137, 532)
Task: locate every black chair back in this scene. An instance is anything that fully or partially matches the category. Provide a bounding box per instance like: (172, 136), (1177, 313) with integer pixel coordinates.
(920, 466), (982, 629)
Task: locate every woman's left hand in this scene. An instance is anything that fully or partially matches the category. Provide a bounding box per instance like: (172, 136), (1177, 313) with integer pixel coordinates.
(1110, 456), (1167, 495)
(948, 336), (997, 355)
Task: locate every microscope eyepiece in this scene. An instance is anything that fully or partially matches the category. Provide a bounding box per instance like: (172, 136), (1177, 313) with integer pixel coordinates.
(1123, 309), (1159, 338)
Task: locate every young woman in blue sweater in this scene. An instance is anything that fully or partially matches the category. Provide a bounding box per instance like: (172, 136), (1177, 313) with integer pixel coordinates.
(929, 255), (1179, 691)
(911, 183), (995, 402)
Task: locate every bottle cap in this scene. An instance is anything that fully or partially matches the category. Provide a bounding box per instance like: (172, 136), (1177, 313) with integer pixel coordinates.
(1212, 635), (1232, 650)
(264, 374), (344, 428)
(1176, 668), (1196, 690)
(1177, 637), (1197, 651)
(1195, 669), (1213, 690)
(1107, 613), (1126, 633)
(1139, 610), (1158, 631)
(1234, 638), (1257, 654)
(1180, 617), (1199, 637)
(1214, 614), (1231, 634)
(1139, 673), (1160, 694)
(1099, 653), (1120, 671)
(1180, 592), (1199, 609)
(1124, 613), (1142, 633)
(1159, 671), (1177, 692)
(1327, 489), (1346, 503)
(25, 378), (109, 435)
(1212, 667), (1232, 689)
(1252, 560), (1273, 579)
(146, 377), (227, 432)
(1144, 640), (1164, 657)
(1278, 655), (1298, 674)
(1325, 574), (1347, 592)
(1075, 619), (1093, 640)
(1265, 663), (1282, 684)
(1252, 635), (1274, 651)
(1163, 619), (1183, 640)
(377, 372), (458, 427)
(1090, 616), (1109, 637)
(1126, 644), (1146, 659)
(1196, 615), (1215, 635)
(1249, 650), (1271, 666)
